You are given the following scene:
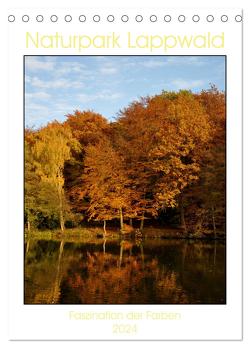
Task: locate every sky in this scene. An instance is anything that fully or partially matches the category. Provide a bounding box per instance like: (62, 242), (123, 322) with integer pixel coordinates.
(25, 55), (225, 128)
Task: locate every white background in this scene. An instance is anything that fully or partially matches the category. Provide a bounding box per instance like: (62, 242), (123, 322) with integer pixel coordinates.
(0, 0), (249, 346)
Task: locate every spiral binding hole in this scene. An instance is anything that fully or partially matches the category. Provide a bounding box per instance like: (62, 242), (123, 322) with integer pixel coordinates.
(7, 13), (243, 23)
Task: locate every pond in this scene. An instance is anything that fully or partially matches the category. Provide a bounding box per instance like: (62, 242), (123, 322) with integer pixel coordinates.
(24, 237), (226, 304)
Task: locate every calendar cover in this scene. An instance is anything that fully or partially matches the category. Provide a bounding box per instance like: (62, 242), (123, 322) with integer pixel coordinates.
(7, 6), (243, 341)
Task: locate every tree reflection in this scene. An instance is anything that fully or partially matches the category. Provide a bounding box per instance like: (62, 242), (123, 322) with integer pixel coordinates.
(24, 239), (225, 304)
(25, 239), (73, 304)
(61, 240), (189, 304)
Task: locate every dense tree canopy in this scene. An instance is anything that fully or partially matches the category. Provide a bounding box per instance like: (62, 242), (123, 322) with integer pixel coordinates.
(25, 87), (225, 236)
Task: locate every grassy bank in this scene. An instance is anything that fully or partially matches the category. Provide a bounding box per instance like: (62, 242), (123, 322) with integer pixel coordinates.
(25, 226), (225, 243)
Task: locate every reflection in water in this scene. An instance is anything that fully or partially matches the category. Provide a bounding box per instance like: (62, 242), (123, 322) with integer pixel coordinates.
(51, 240), (64, 304)
(25, 238), (225, 304)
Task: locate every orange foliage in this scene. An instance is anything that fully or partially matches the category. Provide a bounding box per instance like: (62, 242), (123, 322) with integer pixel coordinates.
(25, 88), (225, 234)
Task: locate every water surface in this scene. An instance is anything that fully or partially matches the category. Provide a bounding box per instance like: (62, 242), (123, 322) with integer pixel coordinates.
(24, 238), (225, 304)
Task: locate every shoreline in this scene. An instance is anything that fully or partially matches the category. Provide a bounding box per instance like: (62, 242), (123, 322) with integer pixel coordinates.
(24, 227), (225, 243)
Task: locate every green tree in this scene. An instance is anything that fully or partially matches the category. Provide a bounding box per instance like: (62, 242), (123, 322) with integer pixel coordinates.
(24, 131), (40, 231)
(32, 121), (80, 232)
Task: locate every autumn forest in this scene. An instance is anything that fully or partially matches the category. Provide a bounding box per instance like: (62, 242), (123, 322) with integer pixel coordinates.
(25, 85), (225, 239)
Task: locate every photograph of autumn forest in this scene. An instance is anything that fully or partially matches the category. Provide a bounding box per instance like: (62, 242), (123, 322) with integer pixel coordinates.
(24, 56), (226, 304)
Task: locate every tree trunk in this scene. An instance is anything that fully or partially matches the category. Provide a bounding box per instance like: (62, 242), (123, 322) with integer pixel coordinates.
(129, 218), (133, 227)
(58, 185), (65, 232)
(179, 195), (187, 234)
(212, 205), (216, 239)
(60, 209), (65, 232)
(140, 213), (144, 231)
(119, 207), (124, 231)
(103, 220), (107, 236)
